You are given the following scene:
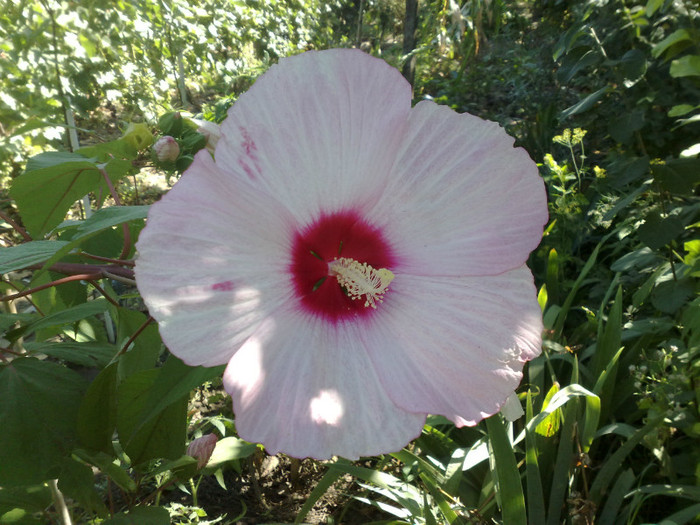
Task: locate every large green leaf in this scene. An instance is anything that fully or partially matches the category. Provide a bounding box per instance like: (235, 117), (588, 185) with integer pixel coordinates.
(0, 358), (87, 486)
(638, 212), (684, 250)
(9, 151), (132, 238)
(652, 29), (692, 59)
(133, 354), (224, 434)
(116, 368), (187, 466)
(24, 341), (115, 368)
(19, 299), (109, 339)
(0, 240), (70, 274)
(77, 363), (119, 453)
(670, 54), (700, 78)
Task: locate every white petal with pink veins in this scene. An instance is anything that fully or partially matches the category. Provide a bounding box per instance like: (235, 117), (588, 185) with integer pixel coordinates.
(364, 265), (542, 426)
(370, 100), (548, 277)
(223, 310), (425, 460)
(214, 49), (413, 224)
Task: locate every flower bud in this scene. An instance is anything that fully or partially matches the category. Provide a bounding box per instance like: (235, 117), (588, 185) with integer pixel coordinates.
(153, 136), (180, 163)
(186, 434), (218, 469)
(189, 118), (221, 153)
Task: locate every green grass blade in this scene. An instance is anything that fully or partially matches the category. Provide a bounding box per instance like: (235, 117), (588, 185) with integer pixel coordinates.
(525, 392), (546, 525)
(486, 415), (527, 525)
(545, 398), (577, 525)
(553, 238), (606, 338)
(294, 463), (346, 524)
(598, 468), (635, 525)
(589, 417), (662, 505)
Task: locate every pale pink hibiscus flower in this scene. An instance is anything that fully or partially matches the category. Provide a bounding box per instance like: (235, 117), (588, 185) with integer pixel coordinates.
(135, 49), (548, 460)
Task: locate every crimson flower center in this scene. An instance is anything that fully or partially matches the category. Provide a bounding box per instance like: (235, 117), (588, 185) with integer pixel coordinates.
(289, 211), (396, 322)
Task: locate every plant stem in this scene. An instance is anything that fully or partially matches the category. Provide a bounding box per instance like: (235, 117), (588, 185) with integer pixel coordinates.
(49, 479), (73, 525)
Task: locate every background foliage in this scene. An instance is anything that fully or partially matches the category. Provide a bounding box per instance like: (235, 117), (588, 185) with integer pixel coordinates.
(1, 0), (699, 524)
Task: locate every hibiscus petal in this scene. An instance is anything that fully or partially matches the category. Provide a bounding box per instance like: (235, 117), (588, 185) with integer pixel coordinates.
(135, 153), (296, 367)
(223, 308), (426, 460)
(370, 100), (548, 277)
(364, 265), (542, 426)
(214, 49), (412, 224)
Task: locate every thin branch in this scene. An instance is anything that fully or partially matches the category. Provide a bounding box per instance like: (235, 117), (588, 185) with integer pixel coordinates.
(102, 271), (136, 287)
(2, 273), (102, 302)
(0, 208), (32, 242)
(80, 252), (135, 267)
(118, 315), (155, 357)
(88, 280), (121, 308)
(98, 168), (132, 260)
(28, 262), (135, 280)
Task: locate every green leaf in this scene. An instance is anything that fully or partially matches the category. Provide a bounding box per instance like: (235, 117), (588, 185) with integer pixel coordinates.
(653, 158), (700, 194)
(589, 418), (662, 504)
(158, 112), (184, 136)
(645, 0), (664, 17)
(546, 399), (578, 525)
(206, 437), (259, 469)
(116, 368), (187, 466)
(77, 363), (119, 453)
(24, 341), (115, 368)
(560, 86), (611, 119)
(668, 104), (697, 117)
(134, 354), (224, 434)
(71, 205), (150, 239)
(592, 286), (623, 420)
(101, 506), (170, 525)
(0, 241), (70, 274)
(670, 55), (700, 78)
(525, 393), (546, 525)
(73, 449), (136, 492)
(652, 29), (692, 59)
(598, 468), (636, 525)
(609, 109), (644, 144)
(638, 212), (684, 249)
(618, 49), (647, 83)
(651, 278), (695, 314)
(535, 383), (562, 437)
(486, 416), (526, 525)
(0, 358), (87, 486)
(114, 308), (162, 379)
(9, 148), (136, 238)
(0, 486), (52, 522)
(57, 457), (107, 516)
(9, 152), (98, 238)
(20, 299), (109, 339)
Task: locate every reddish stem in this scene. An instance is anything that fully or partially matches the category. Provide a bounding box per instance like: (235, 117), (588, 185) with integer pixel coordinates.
(2, 272), (102, 302)
(80, 252), (136, 267)
(98, 167), (132, 260)
(88, 280), (121, 308)
(28, 262), (134, 280)
(118, 315), (155, 356)
(0, 208), (32, 242)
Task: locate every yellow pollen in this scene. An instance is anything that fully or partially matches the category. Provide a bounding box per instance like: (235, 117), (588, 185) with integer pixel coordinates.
(328, 257), (395, 309)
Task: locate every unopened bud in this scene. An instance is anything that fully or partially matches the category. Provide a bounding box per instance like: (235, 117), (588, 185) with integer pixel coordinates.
(189, 118), (221, 154)
(186, 434), (218, 469)
(153, 136), (180, 162)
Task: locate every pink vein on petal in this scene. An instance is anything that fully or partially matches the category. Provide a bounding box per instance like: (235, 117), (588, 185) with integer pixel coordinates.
(238, 126), (261, 179)
(211, 280), (235, 292)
